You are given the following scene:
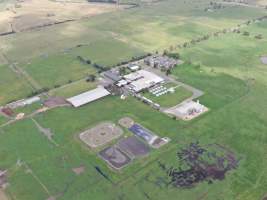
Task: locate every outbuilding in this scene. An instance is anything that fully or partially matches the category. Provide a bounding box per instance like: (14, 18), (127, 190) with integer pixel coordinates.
(124, 70), (164, 92)
(67, 86), (110, 107)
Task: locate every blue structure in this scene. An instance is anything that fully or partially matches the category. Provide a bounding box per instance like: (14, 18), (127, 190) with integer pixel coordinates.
(129, 124), (157, 144)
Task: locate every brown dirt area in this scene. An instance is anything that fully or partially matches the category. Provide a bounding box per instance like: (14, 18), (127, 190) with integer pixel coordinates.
(80, 122), (123, 148)
(44, 96), (69, 108)
(118, 117), (134, 129)
(0, 0), (120, 33)
(72, 165), (85, 175)
(0, 189), (8, 200)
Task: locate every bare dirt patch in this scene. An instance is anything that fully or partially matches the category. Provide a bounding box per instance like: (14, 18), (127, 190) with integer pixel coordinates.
(80, 122), (123, 148)
(44, 96), (69, 108)
(72, 165), (85, 175)
(0, 189), (8, 200)
(118, 117), (134, 129)
(0, 0), (119, 34)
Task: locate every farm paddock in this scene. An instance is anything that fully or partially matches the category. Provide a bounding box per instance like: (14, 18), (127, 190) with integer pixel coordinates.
(118, 117), (134, 129)
(79, 122), (123, 148)
(0, 0), (120, 34)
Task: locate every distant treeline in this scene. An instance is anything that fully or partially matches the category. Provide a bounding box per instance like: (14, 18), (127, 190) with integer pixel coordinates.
(87, 0), (140, 9)
(76, 53), (152, 74)
(87, 0), (117, 3)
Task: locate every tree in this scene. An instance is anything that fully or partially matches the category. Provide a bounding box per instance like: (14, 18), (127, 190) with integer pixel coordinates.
(86, 74), (96, 82)
(119, 67), (126, 75)
(163, 50), (169, 55)
(166, 69), (171, 76)
(255, 34), (263, 39)
(86, 59), (91, 64)
(243, 31), (250, 36)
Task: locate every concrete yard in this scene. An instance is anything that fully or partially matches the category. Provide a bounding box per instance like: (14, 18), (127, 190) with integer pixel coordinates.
(165, 100), (208, 120)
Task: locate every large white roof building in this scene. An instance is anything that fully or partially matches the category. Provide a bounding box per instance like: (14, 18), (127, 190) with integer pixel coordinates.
(67, 86), (110, 107)
(124, 70), (164, 92)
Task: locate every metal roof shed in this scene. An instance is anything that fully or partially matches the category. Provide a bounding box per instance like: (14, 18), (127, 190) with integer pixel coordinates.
(67, 86), (110, 107)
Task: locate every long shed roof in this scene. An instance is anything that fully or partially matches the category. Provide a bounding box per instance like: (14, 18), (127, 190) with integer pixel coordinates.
(67, 86), (110, 107)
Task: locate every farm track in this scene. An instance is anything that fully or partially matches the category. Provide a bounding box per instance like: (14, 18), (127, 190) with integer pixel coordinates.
(0, 51), (42, 91)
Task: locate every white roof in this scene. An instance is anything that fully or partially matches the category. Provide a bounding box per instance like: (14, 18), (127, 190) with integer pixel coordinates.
(22, 97), (40, 105)
(127, 70), (164, 92)
(175, 101), (204, 115)
(67, 86), (110, 107)
(129, 65), (140, 70)
(124, 71), (143, 81)
(116, 80), (128, 87)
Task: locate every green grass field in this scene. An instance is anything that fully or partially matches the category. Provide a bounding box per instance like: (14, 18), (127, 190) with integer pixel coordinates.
(21, 53), (97, 89)
(69, 39), (145, 67)
(0, 65), (33, 106)
(0, 0), (267, 199)
(0, 0), (265, 104)
(143, 83), (193, 107)
(0, 115), (7, 126)
(48, 79), (97, 98)
(13, 102), (43, 116)
(1, 54), (265, 200)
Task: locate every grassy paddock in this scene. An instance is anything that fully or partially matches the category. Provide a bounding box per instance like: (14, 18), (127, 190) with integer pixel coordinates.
(48, 80), (98, 98)
(143, 84), (193, 107)
(21, 53), (97, 89)
(0, 65), (33, 106)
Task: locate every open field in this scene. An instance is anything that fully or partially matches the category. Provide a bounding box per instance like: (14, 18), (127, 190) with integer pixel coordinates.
(0, 65), (33, 105)
(0, 0), (265, 105)
(1, 0), (266, 64)
(48, 79), (97, 98)
(143, 84), (193, 108)
(0, 0), (267, 199)
(13, 102), (42, 115)
(0, 115), (7, 126)
(21, 53), (97, 89)
(0, 0), (119, 34)
(1, 52), (266, 199)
